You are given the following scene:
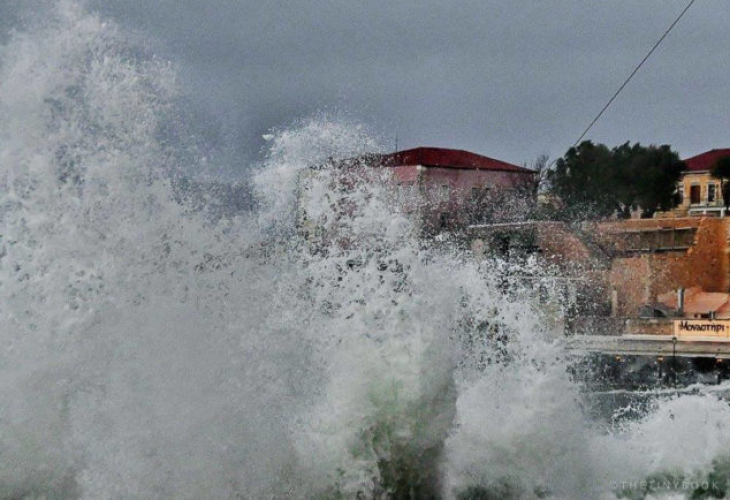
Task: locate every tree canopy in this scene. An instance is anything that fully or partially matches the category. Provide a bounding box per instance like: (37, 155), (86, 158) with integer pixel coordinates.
(547, 141), (684, 219)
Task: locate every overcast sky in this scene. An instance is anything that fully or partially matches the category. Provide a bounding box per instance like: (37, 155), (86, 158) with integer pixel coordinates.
(6, 1), (730, 171)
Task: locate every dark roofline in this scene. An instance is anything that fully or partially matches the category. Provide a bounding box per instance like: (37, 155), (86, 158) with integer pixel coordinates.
(682, 148), (730, 173)
(377, 147), (534, 174)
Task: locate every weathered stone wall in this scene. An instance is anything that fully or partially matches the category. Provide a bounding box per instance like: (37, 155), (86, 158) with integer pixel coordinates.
(536, 222), (594, 266)
(608, 257), (652, 316)
(625, 318), (673, 336)
(603, 218), (730, 317)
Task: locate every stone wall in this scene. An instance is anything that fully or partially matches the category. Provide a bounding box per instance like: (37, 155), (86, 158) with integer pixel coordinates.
(603, 218), (730, 317)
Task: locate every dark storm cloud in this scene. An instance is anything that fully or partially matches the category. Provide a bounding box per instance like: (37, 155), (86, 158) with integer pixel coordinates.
(6, 1), (730, 170)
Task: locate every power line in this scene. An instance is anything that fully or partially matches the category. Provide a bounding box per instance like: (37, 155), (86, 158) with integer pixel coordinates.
(568, 0), (698, 152)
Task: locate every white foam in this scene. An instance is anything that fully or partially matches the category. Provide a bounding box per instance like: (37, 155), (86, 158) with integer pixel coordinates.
(2, 2), (730, 499)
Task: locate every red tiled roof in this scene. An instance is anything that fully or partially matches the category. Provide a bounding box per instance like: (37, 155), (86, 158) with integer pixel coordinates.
(658, 287), (730, 314)
(378, 147), (534, 174)
(685, 293), (730, 315)
(683, 149), (730, 172)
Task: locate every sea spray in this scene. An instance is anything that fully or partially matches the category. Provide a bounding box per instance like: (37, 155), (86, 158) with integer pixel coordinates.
(0, 3), (299, 497)
(3, 2), (730, 499)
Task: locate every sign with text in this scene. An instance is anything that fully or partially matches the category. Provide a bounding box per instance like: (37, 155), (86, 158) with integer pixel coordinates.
(674, 320), (730, 338)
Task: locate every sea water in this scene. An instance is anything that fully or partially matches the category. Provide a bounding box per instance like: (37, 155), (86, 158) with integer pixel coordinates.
(2, 3), (730, 499)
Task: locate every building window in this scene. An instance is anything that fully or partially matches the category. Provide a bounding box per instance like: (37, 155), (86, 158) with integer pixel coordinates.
(441, 184), (450, 199)
(471, 187), (480, 199)
(690, 184), (701, 205)
(709, 183), (717, 204)
(677, 184), (684, 204)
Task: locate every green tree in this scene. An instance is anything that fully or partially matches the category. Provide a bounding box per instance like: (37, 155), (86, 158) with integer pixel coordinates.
(711, 155), (730, 207)
(548, 141), (614, 219)
(547, 141), (684, 220)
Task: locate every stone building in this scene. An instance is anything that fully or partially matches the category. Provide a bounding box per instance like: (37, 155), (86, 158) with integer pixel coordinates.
(296, 147), (537, 245)
(375, 147), (536, 232)
(593, 217), (730, 317)
(670, 148), (730, 217)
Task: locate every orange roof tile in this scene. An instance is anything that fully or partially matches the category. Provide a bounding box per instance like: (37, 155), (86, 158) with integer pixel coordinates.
(657, 287), (730, 314)
(685, 293), (730, 314)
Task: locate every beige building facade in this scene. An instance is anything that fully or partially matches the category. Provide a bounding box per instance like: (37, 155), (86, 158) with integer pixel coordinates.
(674, 171), (725, 217)
(657, 149), (730, 218)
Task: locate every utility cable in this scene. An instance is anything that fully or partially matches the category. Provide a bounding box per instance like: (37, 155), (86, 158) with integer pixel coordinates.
(560, 0), (699, 161)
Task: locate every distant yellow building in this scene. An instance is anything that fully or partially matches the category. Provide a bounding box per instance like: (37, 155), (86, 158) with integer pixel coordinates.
(668, 149), (730, 218)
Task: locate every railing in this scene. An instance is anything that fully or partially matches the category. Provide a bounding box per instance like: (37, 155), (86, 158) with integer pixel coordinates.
(567, 317), (723, 337)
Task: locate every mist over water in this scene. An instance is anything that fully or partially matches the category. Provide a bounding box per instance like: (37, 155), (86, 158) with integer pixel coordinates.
(2, 2), (730, 499)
